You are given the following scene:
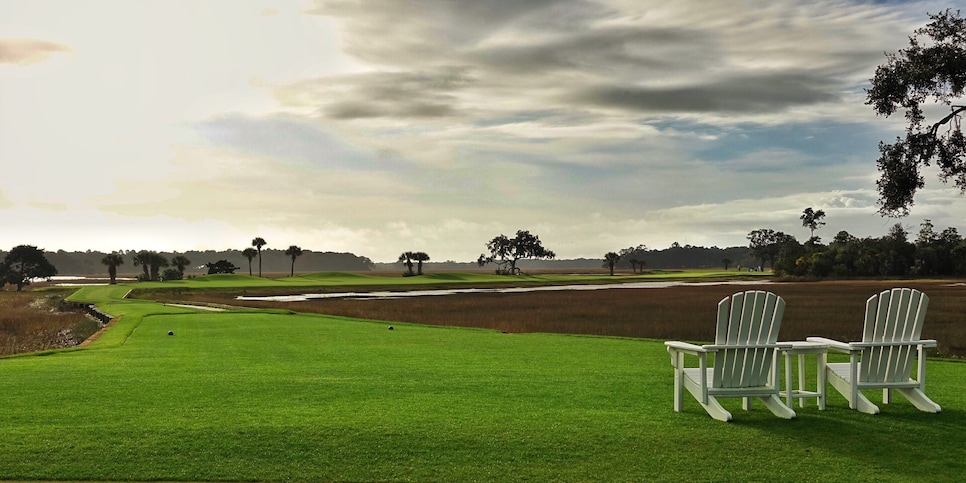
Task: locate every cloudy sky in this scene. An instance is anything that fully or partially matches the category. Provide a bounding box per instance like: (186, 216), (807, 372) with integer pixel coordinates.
(1, 0), (961, 262)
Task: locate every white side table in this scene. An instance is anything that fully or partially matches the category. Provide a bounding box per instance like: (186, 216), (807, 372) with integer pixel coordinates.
(778, 341), (827, 410)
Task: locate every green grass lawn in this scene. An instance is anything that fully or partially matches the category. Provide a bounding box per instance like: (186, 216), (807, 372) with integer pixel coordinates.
(0, 275), (962, 481)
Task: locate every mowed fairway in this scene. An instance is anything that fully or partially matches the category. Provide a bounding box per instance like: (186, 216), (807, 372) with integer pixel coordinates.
(0, 276), (964, 481)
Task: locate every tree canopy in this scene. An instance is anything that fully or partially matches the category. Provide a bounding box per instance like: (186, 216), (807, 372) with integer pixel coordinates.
(867, 9), (966, 216)
(101, 251), (124, 285)
(800, 207), (826, 240)
(170, 255), (192, 276)
(1, 245), (57, 291)
(252, 237), (267, 277)
(241, 248), (258, 276)
(747, 229), (797, 269)
(398, 251), (415, 276)
(478, 230), (555, 275)
(412, 252), (430, 275)
(602, 252), (621, 276)
(205, 260), (240, 275)
(285, 245), (303, 277)
(132, 250), (168, 281)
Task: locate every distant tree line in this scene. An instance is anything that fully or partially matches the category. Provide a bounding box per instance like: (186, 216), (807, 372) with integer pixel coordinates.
(373, 244), (756, 272)
(612, 243), (756, 271)
(4, 249), (375, 277)
(27, 216), (966, 282)
(749, 219), (966, 278)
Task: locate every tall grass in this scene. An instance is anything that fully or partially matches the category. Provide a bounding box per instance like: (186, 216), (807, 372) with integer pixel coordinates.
(0, 290), (92, 355)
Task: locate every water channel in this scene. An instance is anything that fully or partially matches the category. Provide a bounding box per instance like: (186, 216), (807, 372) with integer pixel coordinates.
(235, 279), (772, 302)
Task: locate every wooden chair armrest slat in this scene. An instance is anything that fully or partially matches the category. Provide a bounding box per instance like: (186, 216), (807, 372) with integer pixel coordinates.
(806, 337), (851, 353)
(665, 341), (707, 354)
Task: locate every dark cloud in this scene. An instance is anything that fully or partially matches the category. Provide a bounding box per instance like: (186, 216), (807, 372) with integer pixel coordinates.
(575, 72), (841, 114)
(326, 100), (456, 120)
(470, 26), (716, 76)
(0, 38), (71, 65)
(310, 0), (582, 44)
(277, 68), (474, 120)
(307, 0), (610, 69)
(297, 1), (890, 122)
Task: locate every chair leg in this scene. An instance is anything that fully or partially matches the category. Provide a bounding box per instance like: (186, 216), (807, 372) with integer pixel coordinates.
(896, 388), (941, 413)
(682, 380), (732, 422)
(826, 370), (880, 414)
(673, 369), (683, 412)
(817, 352), (826, 410)
(671, 351), (686, 412)
(698, 395), (733, 422)
(759, 395), (796, 419)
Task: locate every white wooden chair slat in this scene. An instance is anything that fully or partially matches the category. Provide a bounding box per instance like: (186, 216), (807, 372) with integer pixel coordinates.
(734, 292), (765, 387)
(895, 291), (926, 379)
(719, 294), (740, 384)
(887, 290), (913, 380)
(715, 298), (731, 345)
(807, 288), (940, 415)
(666, 290), (795, 422)
(727, 292), (752, 387)
(747, 293), (768, 386)
(751, 294), (781, 384)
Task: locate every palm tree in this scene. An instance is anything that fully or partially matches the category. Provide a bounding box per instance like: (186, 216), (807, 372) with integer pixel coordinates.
(131, 251), (150, 281)
(413, 252), (430, 275)
(170, 255), (191, 277)
(603, 252), (621, 276)
(101, 251), (124, 285)
(133, 250), (168, 281)
(252, 237), (267, 277)
(629, 259), (640, 274)
(284, 245), (303, 276)
(398, 251), (415, 276)
(242, 248), (258, 276)
(148, 252), (169, 281)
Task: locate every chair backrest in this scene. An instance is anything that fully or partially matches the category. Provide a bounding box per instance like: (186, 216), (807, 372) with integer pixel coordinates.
(861, 288), (928, 383)
(712, 291), (785, 388)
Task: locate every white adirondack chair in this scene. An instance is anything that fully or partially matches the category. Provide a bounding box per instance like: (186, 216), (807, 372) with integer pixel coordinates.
(807, 288), (941, 414)
(665, 291), (795, 422)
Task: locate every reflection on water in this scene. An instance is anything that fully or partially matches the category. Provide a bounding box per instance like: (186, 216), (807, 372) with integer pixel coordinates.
(31, 276), (137, 286)
(236, 280), (771, 302)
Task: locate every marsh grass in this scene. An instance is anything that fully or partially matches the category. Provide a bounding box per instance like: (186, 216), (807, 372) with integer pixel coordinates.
(195, 280), (966, 357)
(0, 290), (90, 355)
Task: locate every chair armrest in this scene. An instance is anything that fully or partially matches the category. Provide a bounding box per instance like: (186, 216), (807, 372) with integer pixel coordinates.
(665, 341), (707, 354)
(702, 343), (785, 351)
(806, 336), (851, 353)
(850, 339), (938, 349)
